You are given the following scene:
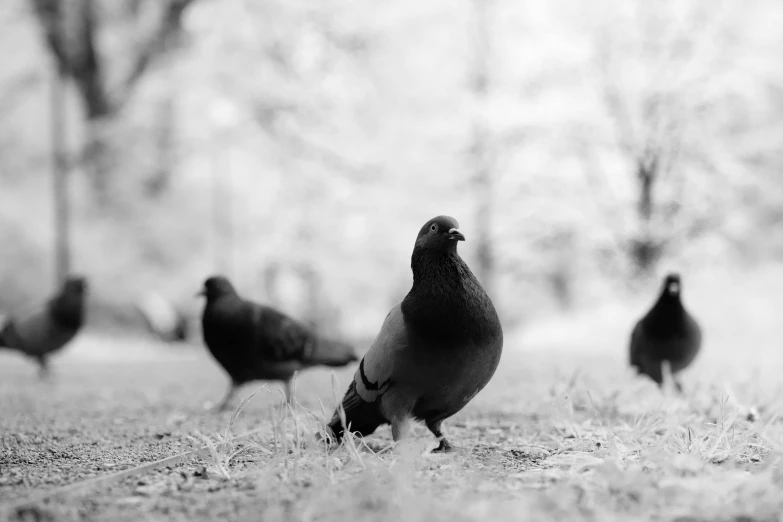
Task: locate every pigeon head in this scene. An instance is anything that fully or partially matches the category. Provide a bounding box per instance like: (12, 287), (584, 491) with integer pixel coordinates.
(63, 276), (88, 296)
(413, 215), (465, 253)
(661, 273), (682, 298)
(49, 275), (87, 327)
(199, 276), (237, 301)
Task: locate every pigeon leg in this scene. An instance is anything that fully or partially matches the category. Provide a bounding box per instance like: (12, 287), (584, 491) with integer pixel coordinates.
(283, 380), (294, 405)
(385, 392), (414, 442)
(643, 359), (664, 388)
(36, 356), (51, 380)
(673, 376), (685, 395)
(390, 415), (412, 442)
(427, 421), (455, 453)
(433, 439), (454, 453)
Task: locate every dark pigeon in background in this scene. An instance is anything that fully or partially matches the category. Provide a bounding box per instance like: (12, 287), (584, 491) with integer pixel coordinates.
(198, 275), (358, 411)
(630, 273), (702, 392)
(325, 216), (503, 452)
(0, 276), (87, 378)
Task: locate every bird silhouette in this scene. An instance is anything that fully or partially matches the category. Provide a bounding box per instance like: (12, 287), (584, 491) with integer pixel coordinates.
(0, 276), (87, 378)
(326, 216), (503, 452)
(630, 273), (702, 392)
(198, 275), (358, 411)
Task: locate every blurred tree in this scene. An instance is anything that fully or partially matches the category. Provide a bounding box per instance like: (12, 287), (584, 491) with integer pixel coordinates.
(145, 86), (175, 197)
(208, 98), (239, 281)
(0, 76), (39, 131)
(582, 1), (774, 277)
(3, 0), (780, 334)
(49, 16), (70, 285)
(597, 53), (683, 275)
(193, 0), (376, 327)
(31, 0), (196, 203)
(469, 0), (496, 295)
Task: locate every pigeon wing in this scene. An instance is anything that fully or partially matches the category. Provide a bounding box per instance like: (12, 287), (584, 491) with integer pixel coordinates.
(629, 319), (643, 369)
(6, 309), (73, 356)
(353, 302), (408, 403)
(326, 303), (408, 439)
(250, 304), (313, 362)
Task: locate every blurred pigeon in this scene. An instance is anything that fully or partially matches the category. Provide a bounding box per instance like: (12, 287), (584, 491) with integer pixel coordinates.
(325, 216), (503, 452)
(0, 276), (87, 378)
(630, 273), (702, 392)
(135, 292), (188, 343)
(198, 275), (358, 411)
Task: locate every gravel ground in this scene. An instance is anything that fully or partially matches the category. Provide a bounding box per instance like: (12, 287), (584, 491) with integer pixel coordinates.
(2, 282), (782, 522)
(0, 330), (564, 521)
(0, 334), (551, 522)
(0, 333), (359, 519)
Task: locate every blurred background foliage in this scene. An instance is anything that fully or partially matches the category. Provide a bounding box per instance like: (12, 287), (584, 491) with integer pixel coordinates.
(0, 0), (781, 341)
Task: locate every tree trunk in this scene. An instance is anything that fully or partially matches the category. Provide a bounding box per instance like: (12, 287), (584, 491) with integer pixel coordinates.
(50, 32), (70, 286)
(470, 0), (495, 295)
(637, 153), (658, 223)
(632, 153), (662, 274)
(146, 95), (175, 197)
(473, 145), (495, 292)
(300, 264), (322, 332)
(84, 122), (112, 202)
(32, 0), (197, 204)
(211, 140), (234, 279)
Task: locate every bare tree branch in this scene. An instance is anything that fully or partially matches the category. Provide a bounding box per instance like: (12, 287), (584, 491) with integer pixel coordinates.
(72, 0), (110, 118)
(594, 33), (638, 158)
(278, 130), (376, 180)
(30, 0), (198, 198)
(33, 0), (111, 117)
(31, 0), (68, 71)
(114, 0), (195, 110)
(33, 0), (197, 117)
(250, 103), (377, 180)
(574, 138), (631, 263)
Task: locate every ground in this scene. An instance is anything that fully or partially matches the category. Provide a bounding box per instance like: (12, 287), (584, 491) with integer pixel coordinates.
(1, 270), (783, 521)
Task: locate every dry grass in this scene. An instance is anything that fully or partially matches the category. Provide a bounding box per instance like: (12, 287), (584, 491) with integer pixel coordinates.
(4, 349), (783, 522)
(178, 267), (783, 522)
(179, 359), (782, 522)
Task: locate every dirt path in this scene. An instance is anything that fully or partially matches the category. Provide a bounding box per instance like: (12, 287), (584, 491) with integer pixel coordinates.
(2, 329), (782, 522)
(0, 335), (358, 517)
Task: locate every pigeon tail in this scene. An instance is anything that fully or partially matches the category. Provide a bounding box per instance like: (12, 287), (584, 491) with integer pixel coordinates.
(0, 320), (12, 349)
(326, 380), (387, 441)
(308, 338), (358, 367)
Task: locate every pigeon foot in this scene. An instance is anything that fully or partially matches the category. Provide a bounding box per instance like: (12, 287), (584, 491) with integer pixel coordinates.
(432, 438), (457, 454)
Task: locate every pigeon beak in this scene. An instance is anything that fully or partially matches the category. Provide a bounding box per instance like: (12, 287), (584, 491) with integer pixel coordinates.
(448, 228), (465, 241)
(195, 289), (206, 298)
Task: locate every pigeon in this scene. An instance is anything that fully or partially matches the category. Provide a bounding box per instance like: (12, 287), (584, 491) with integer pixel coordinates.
(629, 273), (702, 392)
(0, 276), (87, 378)
(198, 275), (359, 411)
(325, 216), (503, 452)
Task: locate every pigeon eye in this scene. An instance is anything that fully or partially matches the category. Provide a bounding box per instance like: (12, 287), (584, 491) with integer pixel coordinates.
(430, 223), (438, 232)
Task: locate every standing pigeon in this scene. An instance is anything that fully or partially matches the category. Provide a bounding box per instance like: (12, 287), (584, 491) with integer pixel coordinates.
(198, 275), (358, 411)
(629, 273), (702, 392)
(325, 216), (503, 452)
(0, 276), (87, 378)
